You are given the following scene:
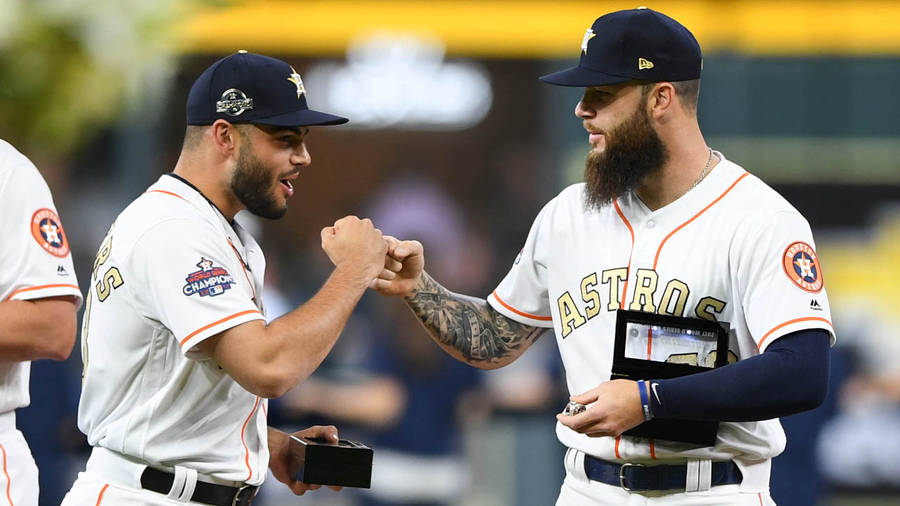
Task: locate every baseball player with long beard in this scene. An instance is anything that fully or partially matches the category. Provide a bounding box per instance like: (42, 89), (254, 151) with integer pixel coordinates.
(0, 140), (81, 504)
(368, 8), (834, 505)
(62, 52), (387, 505)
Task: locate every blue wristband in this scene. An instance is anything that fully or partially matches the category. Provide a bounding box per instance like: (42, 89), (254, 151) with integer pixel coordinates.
(637, 380), (653, 421)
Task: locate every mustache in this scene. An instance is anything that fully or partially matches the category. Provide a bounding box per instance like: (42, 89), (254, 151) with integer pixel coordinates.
(278, 168), (301, 179)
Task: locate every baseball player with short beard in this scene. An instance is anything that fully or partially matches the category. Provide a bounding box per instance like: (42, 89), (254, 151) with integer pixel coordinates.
(0, 139), (81, 504)
(62, 52), (387, 505)
(370, 8), (834, 506)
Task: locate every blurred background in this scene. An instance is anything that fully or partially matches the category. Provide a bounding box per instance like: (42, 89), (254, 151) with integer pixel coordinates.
(2, 0), (899, 505)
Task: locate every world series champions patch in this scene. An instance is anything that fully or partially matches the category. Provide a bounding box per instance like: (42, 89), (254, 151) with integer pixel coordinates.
(30, 208), (70, 257)
(183, 258), (235, 297)
(782, 241), (823, 293)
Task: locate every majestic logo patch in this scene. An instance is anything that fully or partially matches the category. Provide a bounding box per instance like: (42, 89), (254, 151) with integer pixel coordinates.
(216, 88), (254, 116)
(783, 242), (823, 293)
(287, 66), (306, 99)
(31, 208), (69, 257)
(581, 29), (595, 54)
(182, 258), (235, 297)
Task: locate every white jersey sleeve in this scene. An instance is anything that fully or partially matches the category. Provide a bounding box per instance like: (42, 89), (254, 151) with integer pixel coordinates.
(487, 198), (555, 328)
(732, 209), (834, 351)
(129, 218), (265, 357)
(0, 142), (81, 306)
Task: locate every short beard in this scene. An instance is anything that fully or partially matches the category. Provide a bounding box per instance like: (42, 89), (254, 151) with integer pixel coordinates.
(231, 139), (287, 220)
(583, 104), (667, 211)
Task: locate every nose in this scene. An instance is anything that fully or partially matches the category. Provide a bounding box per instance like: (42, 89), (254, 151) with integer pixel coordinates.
(575, 94), (594, 119)
(291, 142), (311, 167)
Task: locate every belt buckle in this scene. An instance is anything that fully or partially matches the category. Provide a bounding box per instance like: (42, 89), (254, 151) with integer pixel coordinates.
(618, 462), (645, 492)
(232, 485), (258, 506)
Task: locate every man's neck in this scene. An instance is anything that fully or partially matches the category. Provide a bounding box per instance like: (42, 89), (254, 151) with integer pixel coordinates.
(635, 144), (717, 211)
(172, 157), (240, 221)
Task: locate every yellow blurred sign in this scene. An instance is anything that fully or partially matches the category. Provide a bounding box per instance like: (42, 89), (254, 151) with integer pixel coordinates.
(176, 0), (900, 57)
(819, 213), (900, 325)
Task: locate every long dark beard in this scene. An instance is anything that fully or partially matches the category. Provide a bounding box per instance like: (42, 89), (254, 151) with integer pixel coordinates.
(231, 142), (288, 220)
(583, 105), (667, 211)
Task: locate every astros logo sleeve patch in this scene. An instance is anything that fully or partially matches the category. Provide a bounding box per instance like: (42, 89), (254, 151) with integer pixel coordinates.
(782, 241), (823, 293)
(30, 208), (70, 257)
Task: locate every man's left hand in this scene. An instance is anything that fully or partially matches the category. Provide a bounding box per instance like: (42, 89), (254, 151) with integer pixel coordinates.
(268, 425), (343, 495)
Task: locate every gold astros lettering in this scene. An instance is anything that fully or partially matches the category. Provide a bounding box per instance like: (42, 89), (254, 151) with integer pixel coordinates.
(553, 268), (729, 338)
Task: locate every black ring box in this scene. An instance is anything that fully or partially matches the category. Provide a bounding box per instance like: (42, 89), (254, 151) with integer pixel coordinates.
(289, 436), (374, 488)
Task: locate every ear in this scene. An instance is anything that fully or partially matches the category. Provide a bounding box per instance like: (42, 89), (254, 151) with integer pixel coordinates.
(210, 119), (240, 156)
(646, 82), (676, 119)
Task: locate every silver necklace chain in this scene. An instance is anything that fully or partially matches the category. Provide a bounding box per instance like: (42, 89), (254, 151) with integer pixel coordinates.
(690, 148), (714, 190)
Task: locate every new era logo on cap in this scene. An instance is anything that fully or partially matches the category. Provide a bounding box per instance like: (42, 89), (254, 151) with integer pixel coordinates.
(187, 51), (348, 127)
(541, 7), (702, 87)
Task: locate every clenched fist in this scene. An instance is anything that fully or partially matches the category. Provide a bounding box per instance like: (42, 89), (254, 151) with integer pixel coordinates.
(371, 235), (425, 298)
(321, 216), (388, 287)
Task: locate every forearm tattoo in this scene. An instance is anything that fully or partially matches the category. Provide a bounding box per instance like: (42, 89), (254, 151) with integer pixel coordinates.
(405, 272), (545, 364)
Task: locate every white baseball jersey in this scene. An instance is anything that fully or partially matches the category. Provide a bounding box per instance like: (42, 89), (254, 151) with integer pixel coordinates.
(77, 173), (270, 485)
(487, 152), (834, 488)
(0, 139), (82, 413)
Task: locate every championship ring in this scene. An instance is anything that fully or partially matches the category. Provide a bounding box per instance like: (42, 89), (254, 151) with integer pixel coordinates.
(562, 401), (586, 416)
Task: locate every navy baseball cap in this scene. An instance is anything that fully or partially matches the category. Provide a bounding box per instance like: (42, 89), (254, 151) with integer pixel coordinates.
(540, 7), (702, 87)
(186, 51), (348, 126)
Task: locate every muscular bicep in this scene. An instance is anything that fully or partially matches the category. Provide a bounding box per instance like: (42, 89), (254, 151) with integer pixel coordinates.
(406, 272), (545, 369)
(193, 320), (288, 398)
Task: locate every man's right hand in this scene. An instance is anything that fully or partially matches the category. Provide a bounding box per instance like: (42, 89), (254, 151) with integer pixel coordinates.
(372, 236), (425, 297)
(321, 216), (387, 286)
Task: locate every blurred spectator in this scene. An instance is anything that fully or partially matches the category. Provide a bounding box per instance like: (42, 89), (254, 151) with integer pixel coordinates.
(273, 177), (487, 506)
(813, 211), (900, 500)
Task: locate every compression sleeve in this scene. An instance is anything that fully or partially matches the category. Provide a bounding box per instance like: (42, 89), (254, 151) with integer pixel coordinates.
(648, 329), (830, 422)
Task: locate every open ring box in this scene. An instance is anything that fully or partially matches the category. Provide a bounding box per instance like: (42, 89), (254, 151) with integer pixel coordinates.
(612, 310), (731, 447)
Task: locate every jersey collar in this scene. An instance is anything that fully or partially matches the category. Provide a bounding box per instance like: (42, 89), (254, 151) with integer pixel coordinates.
(616, 150), (743, 220)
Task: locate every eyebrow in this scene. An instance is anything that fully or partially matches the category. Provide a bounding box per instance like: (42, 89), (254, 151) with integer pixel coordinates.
(264, 126), (308, 137)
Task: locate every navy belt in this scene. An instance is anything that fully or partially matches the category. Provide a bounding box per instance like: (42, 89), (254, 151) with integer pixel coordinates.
(583, 455), (742, 492)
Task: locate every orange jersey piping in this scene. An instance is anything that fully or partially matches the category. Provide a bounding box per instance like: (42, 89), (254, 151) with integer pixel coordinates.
(5, 283), (80, 301)
(95, 484), (109, 506)
(0, 444), (10, 505)
(491, 291), (552, 321)
(179, 309), (262, 347)
(758, 316), (833, 350)
(653, 172), (750, 270)
(228, 239), (257, 302)
(613, 199), (635, 307)
(241, 396), (261, 482)
(146, 189), (189, 203)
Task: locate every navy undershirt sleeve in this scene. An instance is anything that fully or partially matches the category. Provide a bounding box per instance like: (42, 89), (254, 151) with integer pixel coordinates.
(648, 329), (830, 422)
